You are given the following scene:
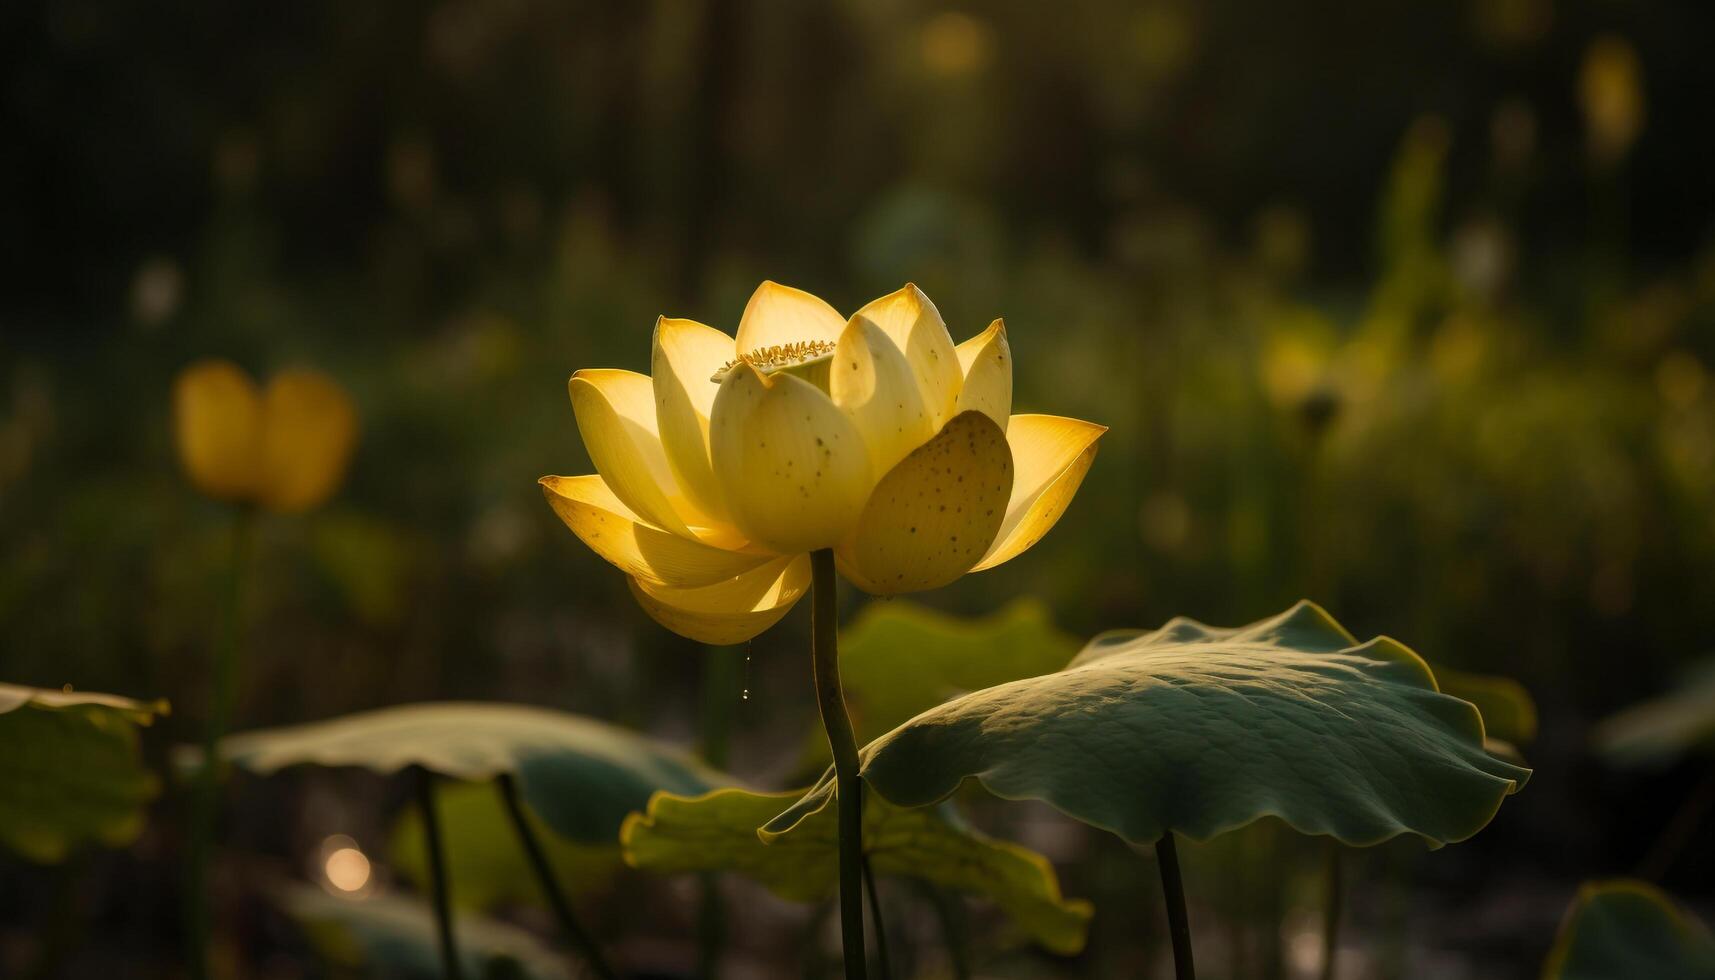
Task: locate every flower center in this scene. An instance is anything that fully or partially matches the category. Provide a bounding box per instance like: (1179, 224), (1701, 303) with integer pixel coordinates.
(711, 340), (838, 386)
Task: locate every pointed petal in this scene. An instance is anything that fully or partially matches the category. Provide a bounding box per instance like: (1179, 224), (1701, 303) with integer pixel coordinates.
(173, 359), (263, 503)
(830, 315), (936, 478)
(652, 317), (736, 523)
(569, 368), (695, 537)
(836, 411), (1012, 595)
(256, 368), (359, 513)
(734, 281), (845, 355)
(540, 475), (771, 588)
(709, 364), (873, 553)
(954, 318), (1013, 432)
(628, 555), (810, 645)
(971, 414), (1105, 572)
(851, 284), (962, 428)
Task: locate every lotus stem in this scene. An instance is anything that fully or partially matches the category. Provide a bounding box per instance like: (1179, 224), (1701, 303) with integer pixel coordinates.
(185, 504), (255, 980)
(416, 767), (464, 980)
(697, 644), (740, 978)
(862, 854), (892, 980)
(1320, 843), (1343, 980)
(1640, 763), (1715, 881)
(809, 548), (867, 979)
(1155, 832), (1196, 980)
(921, 882), (972, 980)
(697, 873), (726, 980)
(494, 773), (615, 979)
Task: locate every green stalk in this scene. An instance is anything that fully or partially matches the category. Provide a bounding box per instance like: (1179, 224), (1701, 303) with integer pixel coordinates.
(495, 774), (615, 979)
(862, 854), (892, 980)
(1155, 833), (1196, 980)
(417, 767), (464, 980)
(922, 883), (972, 980)
(809, 548), (866, 979)
(1320, 843), (1343, 980)
(184, 505), (255, 980)
(697, 644), (741, 978)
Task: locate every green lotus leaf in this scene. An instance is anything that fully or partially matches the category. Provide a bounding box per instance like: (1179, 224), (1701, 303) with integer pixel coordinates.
(622, 787), (1092, 955)
(214, 702), (725, 843)
(0, 682), (168, 863)
(1593, 658), (1715, 766)
(837, 598), (1080, 749)
(391, 779), (621, 910)
(769, 601), (1529, 848)
(1542, 879), (1715, 979)
(274, 882), (573, 979)
(1434, 665), (1538, 745)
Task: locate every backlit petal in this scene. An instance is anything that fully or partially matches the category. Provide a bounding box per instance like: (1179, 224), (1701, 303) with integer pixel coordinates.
(173, 359), (263, 503)
(830, 315), (935, 477)
(256, 368), (358, 513)
(734, 281), (845, 355)
(569, 369), (695, 537)
(850, 284), (962, 428)
(971, 414), (1105, 572)
(652, 317), (736, 523)
(953, 318), (1012, 432)
(836, 411), (1012, 595)
(540, 474), (772, 588)
(709, 364), (873, 553)
(628, 555), (810, 645)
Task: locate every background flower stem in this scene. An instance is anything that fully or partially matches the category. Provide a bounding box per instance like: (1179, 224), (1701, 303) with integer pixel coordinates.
(184, 504), (255, 980)
(416, 766), (464, 980)
(1156, 832), (1196, 980)
(810, 548), (867, 979)
(862, 854), (892, 980)
(1321, 842), (1343, 980)
(494, 773), (615, 979)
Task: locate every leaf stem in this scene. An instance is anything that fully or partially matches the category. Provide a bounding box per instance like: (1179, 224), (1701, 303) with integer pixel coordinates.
(810, 548), (867, 979)
(1640, 762), (1715, 881)
(495, 774), (615, 979)
(185, 504), (255, 980)
(1155, 832), (1196, 980)
(1320, 843), (1342, 980)
(922, 883), (972, 980)
(862, 854), (892, 980)
(417, 767), (464, 980)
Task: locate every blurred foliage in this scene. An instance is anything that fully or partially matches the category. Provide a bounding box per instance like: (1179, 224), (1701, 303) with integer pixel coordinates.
(804, 597), (1078, 769)
(1542, 879), (1715, 980)
(1436, 664), (1540, 746)
(5, 0), (1715, 972)
(1593, 658), (1715, 766)
(391, 780), (620, 911)
(275, 882), (574, 979)
(0, 684), (166, 863)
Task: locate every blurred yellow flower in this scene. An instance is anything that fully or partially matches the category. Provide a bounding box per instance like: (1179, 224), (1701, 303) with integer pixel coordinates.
(173, 359), (358, 513)
(1578, 36), (1644, 166)
(542, 281), (1105, 644)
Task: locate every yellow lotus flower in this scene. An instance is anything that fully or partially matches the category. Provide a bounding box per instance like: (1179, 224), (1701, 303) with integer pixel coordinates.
(173, 359), (359, 513)
(541, 282), (1105, 644)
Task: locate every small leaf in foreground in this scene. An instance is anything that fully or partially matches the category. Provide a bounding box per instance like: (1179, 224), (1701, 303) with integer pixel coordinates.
(212, 702), (726, 843)
(0, 683), (168, 863)
(770, 601), (1529, 849)
(622, 787), (1092, 955)
(1542, 879), (1715, 980)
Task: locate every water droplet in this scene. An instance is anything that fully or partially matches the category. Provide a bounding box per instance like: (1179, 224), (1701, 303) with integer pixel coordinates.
(741, 689), (750, 701)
